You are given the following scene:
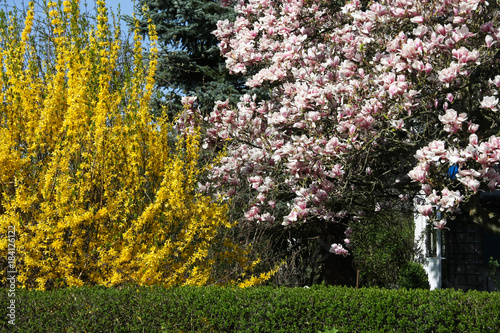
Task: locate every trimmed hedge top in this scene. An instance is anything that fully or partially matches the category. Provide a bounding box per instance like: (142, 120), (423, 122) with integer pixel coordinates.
(1, 285), (499, 332)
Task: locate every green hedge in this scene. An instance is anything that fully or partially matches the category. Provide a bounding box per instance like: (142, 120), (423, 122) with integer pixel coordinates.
(1, 285), (499, 332)
(398, 262), (430, 290)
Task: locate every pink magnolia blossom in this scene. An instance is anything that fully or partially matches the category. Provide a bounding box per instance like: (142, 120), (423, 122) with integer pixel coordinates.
(329, 243), (348, 256)
(468, 123), (480, 133)
(485, 35), (496, 48)
(458, 176), (481, 192)
(469, 134), (479, 145)
(408, 166), (427, 183)
(480, 96), (499, 111)
(244, 206), (261, 221)
(452, 47), (479, 63)
(422, 184), (432, 195)
(490, 76), (500, 88)
(437, 188), (463, 211)
(417, 204), (433, 216)
(438, 109), (467, 133)
(434, 219), (447, 230)
(427, 190), (440, 205)
(199, 0), (500, 256)
(438, 62), (463, 83)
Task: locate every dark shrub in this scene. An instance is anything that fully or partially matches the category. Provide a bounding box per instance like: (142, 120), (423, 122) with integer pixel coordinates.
(398, 262), (430, 289)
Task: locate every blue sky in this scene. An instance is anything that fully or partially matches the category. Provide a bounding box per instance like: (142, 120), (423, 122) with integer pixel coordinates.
(0, 0), (138, 34)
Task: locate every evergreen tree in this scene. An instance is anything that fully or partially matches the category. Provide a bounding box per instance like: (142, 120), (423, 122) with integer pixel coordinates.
(126, 0), (246, 116)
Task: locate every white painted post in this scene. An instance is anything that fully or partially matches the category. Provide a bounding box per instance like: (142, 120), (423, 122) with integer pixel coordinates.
(435, 228), (442, 289)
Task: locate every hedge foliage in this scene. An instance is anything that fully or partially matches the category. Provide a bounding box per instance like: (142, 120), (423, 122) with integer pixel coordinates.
(398, 262), (431, 290)
(1, 285), (499, 332)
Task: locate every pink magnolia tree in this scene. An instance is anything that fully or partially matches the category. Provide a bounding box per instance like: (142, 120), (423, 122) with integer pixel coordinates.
(180, 0), (500, 268)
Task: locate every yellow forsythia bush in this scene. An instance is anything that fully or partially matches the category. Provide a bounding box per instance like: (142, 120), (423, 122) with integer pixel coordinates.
(0, 0), (272, 290)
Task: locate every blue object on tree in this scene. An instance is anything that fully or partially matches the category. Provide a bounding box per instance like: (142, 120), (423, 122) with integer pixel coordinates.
(448, 164), (459, 180)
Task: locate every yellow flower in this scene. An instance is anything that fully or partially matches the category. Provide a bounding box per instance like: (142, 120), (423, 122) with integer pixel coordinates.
(0, 0), (266, 291)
